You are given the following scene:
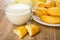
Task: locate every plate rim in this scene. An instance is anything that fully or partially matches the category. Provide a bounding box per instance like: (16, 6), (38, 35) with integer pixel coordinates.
(32, 14), (60, 27)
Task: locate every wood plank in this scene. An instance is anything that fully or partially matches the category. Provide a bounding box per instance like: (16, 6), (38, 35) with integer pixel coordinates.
(1, 20), (58, 40)
(54, 28), (60, 40)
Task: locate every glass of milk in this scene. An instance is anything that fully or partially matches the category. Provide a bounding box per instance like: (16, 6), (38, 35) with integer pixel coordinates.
(5, 4), (31, 25)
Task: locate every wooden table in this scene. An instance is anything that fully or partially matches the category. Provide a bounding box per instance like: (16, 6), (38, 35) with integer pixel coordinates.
(0, 1), (60, 40)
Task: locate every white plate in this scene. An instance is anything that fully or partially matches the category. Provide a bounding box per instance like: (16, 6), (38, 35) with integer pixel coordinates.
(32, 14), (60, 27)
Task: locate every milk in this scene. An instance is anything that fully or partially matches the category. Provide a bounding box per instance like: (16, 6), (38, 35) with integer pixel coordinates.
(5, 4), (31, 25)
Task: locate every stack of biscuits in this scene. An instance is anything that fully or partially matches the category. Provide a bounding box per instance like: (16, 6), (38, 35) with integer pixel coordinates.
(33, 0), (60, 24)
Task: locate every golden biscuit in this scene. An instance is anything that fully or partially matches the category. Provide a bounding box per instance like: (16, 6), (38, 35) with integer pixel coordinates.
(32, 2), (45, 10)
(14, 26), (27, 38)
(47, 7), (60, 16)
(56, 2), (60, 7)
(54, 0), (60, 7)
(33, 7), (47, 16)
(32, 0), (46, 7)
(37, 2), (45, 7)
(40, 15), (60, 24)
(25, 24), (40, 36)
(45, 0), (55, 8)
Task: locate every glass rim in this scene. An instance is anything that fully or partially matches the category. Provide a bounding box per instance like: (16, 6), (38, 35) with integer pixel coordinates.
(4, 4), (32, 13)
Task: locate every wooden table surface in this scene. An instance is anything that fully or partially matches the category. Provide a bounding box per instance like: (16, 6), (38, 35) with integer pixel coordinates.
(0, 1), (60, 40)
